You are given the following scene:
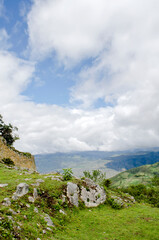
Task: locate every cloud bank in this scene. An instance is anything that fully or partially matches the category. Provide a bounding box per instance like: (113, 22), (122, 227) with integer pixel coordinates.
(1, 0), (159, 153)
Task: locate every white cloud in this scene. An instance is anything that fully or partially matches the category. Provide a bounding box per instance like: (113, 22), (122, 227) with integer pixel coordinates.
(0, 29), (11, 50)
(1, 0), (159, 154)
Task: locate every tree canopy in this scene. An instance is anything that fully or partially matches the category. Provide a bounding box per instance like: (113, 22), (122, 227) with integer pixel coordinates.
(0, 115), (19, 146)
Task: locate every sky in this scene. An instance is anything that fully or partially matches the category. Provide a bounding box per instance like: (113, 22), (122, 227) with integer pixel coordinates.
(0, 0), (159, 154)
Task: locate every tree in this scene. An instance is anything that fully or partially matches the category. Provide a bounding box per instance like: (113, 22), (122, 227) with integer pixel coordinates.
(0, 114), (19, 146)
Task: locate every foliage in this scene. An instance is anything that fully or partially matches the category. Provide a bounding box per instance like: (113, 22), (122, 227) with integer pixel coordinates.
(1, 158), (15, 166)
(106, 197), (123, 209)
(62, 168), (73, 181)
(0, 114), (19, 146)
(83, 169), (106, 186)
(151, 175), (159, 186)
(119, 183), (159, 207)
(103, 179), (112, 188)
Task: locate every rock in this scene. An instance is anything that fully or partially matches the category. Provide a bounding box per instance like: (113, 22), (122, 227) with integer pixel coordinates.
(44, 214), (55, 227)
(84, 178), (97, 188)
(61, 194), (66, 203)
(34, 207), (39, 213)
(80, 184), (106, 207)
(46, 227), (52, 231)
(9, 208), (17, 215)
(59, 209), (66, 215)
(51, 177), (61, 181)
(3, 198), (11, 206)
(7, 216), (14, 222)
(33, 188), (38, 199)
(28, 196), (35, 203)
(13, 183), (29, 199)
(0, 183), (8, 187)
(67, 182), (79, 207)
(36, 179), (44, 183)
(32, 179), (44, 187)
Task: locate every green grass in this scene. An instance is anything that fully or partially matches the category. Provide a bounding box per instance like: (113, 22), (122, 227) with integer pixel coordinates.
(111, 162), (159, 188)
(0, 162), (159, 239)
(54, 204), (159, 240)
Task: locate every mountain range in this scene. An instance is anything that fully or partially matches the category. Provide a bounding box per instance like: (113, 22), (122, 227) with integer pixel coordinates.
(35, 148), (159, 178)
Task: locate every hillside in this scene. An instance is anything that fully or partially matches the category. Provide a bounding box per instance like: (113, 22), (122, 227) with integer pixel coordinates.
(35, 150), (159, 178)
(110, 161), (159, 188)
(0, 161), (159, 239)
(0, 137), (36, 171)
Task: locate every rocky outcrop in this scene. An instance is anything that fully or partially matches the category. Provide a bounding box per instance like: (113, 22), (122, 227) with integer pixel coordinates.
(67, 179), (106, 207)
(0, 137), (36, 171)
(67, 182), (79, 207)
(80, 179), (106, 207)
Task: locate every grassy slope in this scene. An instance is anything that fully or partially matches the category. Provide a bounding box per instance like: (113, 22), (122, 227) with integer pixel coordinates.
(55, 204), (159, 240)
(0, 162), (159, 239)
(110, 161), (159, 188)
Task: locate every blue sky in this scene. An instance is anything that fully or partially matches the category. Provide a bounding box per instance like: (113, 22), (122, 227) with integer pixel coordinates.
(0, 0), (159, 154)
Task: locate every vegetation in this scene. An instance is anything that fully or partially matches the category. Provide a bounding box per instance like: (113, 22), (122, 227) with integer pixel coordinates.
(111, 161), (159, 187)
(62, 168), (73, 180)
(83, 169), (106, 186)
(0, 158), (159, 239)
(0, 114), (19, 146)
(1, 158), (15, 166)
(54, 204), (159, 240)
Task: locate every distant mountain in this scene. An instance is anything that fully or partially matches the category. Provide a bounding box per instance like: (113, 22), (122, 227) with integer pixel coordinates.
(105, 151), (159, 171)
(35, 149), (159, 178)
(110, 161), (159, 188)
(35, 151), (121, 178)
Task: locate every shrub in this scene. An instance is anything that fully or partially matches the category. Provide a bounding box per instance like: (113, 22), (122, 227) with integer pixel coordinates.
(62, 168), (73, 181)
(83, 169), (106, 186)
(2, 158), (15, 166)
(103, 179), (112, 188)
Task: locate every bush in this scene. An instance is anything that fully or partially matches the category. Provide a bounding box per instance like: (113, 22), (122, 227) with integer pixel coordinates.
(62, 168), (73, 181)
(120, 184), (159, 207)
(2, 158), (15, 166)
(103, 179), (112, 188)
(83, 169), (106, 186)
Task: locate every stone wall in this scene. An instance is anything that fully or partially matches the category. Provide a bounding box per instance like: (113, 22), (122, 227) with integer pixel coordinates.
(0, 137), (36, 171)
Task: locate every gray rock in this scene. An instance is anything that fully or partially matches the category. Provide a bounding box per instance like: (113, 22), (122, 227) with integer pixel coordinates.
(67, 182), (79, 207)
(34, 207), (39, 213)
(0, 184), (8, 187)
(59, 209), (66, 215)
(44, 214), (55, 227)
(80, 185), (106, 207)
(46, 227), (52, 231)
(61, 194), (66, 203)
(3, 198), (11, 206)
(33, 188), (38, 199)
(9, 208), (17, 215)
(80, 179), (106, 207)
(28, 196), (35, 203)
(13, 183), (29, 198)
(36, 179), (44, 183)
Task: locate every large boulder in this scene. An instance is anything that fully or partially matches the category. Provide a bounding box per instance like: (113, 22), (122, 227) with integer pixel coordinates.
(66, 179), (106, 207)
(80, 179), (106, 207)
(67, 182), (79, 207)
(12, 183), (29, 200)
